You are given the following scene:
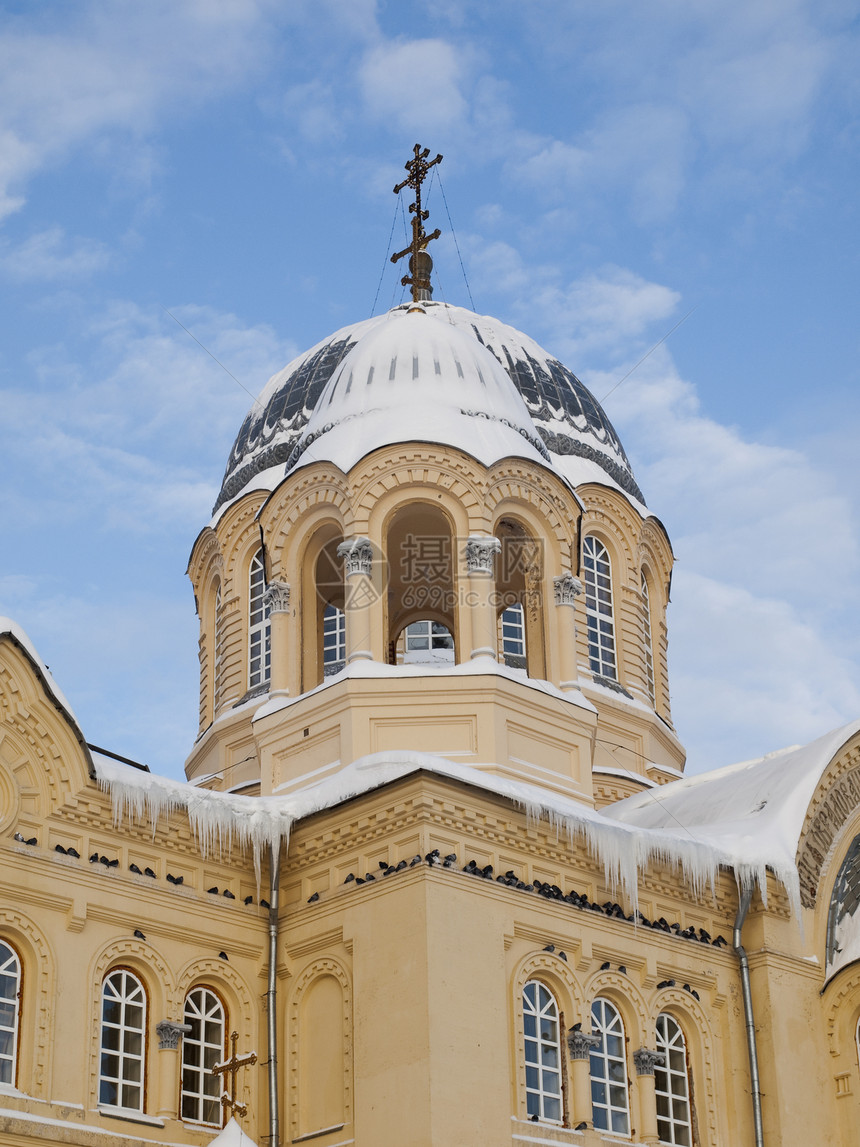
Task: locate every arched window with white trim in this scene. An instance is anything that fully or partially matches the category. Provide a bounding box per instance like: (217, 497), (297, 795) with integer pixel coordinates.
(582, 537), (617, 681)
(248, 550), (271, 689)
(99, 969), (147, 1113)
(522, 980), (562, 1123)
(655, 1013), (693, 1145)
(181, 987), (225, 1126)
(590, 997), (629, 1134)
(323, 604), (346, 674)
(641, 573), (655, 705)
(0, 941), (21, 1086)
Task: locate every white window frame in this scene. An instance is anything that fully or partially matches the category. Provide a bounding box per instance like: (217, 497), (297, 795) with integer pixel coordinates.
(641, 573), (655, 705)
(590, 997), (630, 1135)
(181, 987), (225, 1127)
(655, 1013), (693, 1145)
(522, 980), (563, 1123)
(404, 619), (454, 658)
(583, 536), (617, 681)
(248, 550), (271, 689)
(0, 940), (21, 1087)
(500, 603), (527, 660)
(99, 969), (147, 1113)
(323, 603), (346, 667)
(213, 583), (224, 711)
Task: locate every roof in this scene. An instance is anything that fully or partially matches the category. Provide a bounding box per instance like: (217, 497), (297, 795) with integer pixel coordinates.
(214, 301), (645, 518)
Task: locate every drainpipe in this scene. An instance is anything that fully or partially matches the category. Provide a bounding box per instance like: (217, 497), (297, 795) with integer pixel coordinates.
(267, 845), (281, 1146)
(734, 885), (764, 1147)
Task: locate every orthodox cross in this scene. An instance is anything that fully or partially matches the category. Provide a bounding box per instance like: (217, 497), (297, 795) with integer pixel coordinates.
(391, 144), (443, 302)
(212, 1030), (257, 1118)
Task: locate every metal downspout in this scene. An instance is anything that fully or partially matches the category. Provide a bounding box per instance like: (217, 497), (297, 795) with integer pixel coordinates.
(267, 846), (281, 1147)
(734, 885), (764, 1147)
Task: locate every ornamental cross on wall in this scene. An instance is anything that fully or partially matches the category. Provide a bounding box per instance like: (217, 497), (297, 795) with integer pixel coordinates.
(211, 1030), (257, 1118)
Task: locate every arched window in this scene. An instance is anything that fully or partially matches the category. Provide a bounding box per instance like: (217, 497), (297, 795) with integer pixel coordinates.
(181, 987), (225, 1126)
(590, 997), (629, 1134)
(641, 573), (655, 704)
(400, 620), (455, 665)
(213, 583), (224, 710)
(500, 603), (527, 668)
(323, 604), (346, 674)
(522, 980), (562, 1123)
(248, 550), (271, 690)
(0, 941), (21, 1086)
(655, 1014), (693, 1145)
(99, 969), (146, 1112)
(582, 537), (617, 681)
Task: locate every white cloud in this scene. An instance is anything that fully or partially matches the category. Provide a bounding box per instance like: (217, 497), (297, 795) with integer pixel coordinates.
(359, 38), (469, 135)
(0, 226), (110, 280)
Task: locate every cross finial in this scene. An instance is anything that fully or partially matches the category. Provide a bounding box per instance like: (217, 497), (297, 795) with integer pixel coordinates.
(211, 1030), (257, 1118)
(391, 144), (443, 303)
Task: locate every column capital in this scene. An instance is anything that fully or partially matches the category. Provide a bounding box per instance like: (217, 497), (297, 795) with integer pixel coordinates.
(465, 535), (501, 575)
(337, 537), (374, 577)
(156, 1020), (191, 1050)
(567, 1028), (601, 1060)
(633, 1047), (666, 1076)
(263, 580), (290, 613)
(554, 573), (583, 606)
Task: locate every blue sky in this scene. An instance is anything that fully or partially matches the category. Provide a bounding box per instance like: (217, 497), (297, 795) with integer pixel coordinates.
(1, 0), (858, 779)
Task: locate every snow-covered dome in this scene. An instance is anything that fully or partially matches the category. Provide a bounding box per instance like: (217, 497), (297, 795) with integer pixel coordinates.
(215, 300), (644, 515)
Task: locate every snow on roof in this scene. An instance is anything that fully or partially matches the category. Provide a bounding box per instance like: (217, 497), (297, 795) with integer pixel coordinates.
(96, 730), (821, 916)
(606, 719), (860, 915)
(0, 616), (79, 726)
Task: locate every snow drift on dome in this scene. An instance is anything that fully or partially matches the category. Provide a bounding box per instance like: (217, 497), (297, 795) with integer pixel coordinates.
(214, 301), (643, 514)
(97, 746), (810, 918)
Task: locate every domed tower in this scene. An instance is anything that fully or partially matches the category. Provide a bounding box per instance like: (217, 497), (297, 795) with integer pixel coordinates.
(186, 163), (681, 807)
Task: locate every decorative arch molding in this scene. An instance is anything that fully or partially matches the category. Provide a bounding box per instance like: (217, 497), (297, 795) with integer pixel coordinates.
(287, 956), (353, 1142)
(824, 963), (860, 1057)
(638, 517), (674, 572)
(796, 738), (860, 908)
(585, 971), (649, 1047)
(264, 475), (353, 572)
(486, 476), (574, 556)
(215, 493), (267, 558)
(0, 909), (54, 1097)
(348, 446), (486, 527)
(175, 957), (255, 1038)
(648, 989), (720, 1147)
(87, 938), (175, 1109)
(579, 511), (634, 583)
(188, 528), (222, 592)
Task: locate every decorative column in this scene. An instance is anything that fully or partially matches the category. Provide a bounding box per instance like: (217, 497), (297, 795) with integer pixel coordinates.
(465, 535), (501, 660)
(155, 1021), (191, 1119)
(337, 538), (375, 663)
(553, 573), (583, 692)
(633, 1047), (666, 1145)
(263, 581), (291, 696)
(567, 1027), (601, 1129)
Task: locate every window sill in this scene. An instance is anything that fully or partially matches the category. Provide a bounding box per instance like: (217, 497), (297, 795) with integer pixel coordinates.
(98, 1105), (165, 1127)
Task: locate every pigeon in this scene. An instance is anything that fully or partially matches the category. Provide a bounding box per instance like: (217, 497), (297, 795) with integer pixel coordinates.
(307, 892), (320, 903)
(442, 853), (457, 867)
(599, 961), (610, 971)
(244, 895), (254, 905)
(426, 850), (440, 864)
(558, 952), (567, 962)
(409, 854), (423, 867)
(260, 899), (270, 909)
(166, 873), (184, 885)
(395, 859), (407, 871)
(344, 873), (355, 883)
(67, 847), (80, 858)
(89, 852), (99, 863)
(133, 929), (145, 940)
(543, 944), (555, 953)
(575, 1122), (588, 1131)
(657, 980), (675, 990)
(144, 867), (156, 878)
(378, 860), (389, 870)
(55, 844), (67, 854)
(129, 863), (142, 875)
(223, 889), (235, 899)
(618, 965), (627, 975)
(218, 951), (228, 960)
(207, 887), (219, 895)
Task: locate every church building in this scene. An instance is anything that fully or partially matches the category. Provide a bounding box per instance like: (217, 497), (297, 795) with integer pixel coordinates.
(2, 147), (860, 1147)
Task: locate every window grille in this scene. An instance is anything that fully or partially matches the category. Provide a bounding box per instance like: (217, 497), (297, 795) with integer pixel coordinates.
(181, 987), (225, 1126)
(583, 537), (617, 680)
(0, 941), (20, 1086)
(590, 997), (629, 1134)
(522, 980), (562, 1123)
(501, 603), (526, 660)
(99, 969), (146, 1112)
(248, 550), (271, 689)
(642, 573), (655, 704)
(655, 1014), (693, 1145)
(323, 604), (346, 668)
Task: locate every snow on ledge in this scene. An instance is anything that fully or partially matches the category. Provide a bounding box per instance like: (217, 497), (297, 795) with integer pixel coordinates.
(254, 656), (597, 722)
(97, 746), (798, 915)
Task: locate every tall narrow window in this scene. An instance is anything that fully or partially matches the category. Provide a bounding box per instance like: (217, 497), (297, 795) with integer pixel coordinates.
(641, 573), (655, 705)
(522, 980), (562, 1123)
(99, 969), (146, 1112)
(323, 604), (346, 674)
(655, 1014), (693, 1145)
(181, 988), (225, 1126)
(248, 550), (271, 689)
(583, 537), (617, 680)
(590, 997), (629, 1135)
(500, 603), (526, 668)
(0, 941), (21, 1086)
(213, 584), (224, 711)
